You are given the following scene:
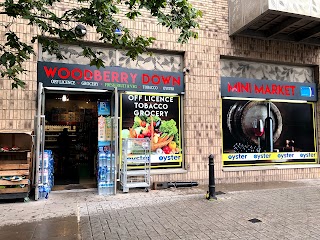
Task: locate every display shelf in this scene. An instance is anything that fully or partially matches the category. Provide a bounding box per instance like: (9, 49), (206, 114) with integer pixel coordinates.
(46, 135), (77, 137)
(120, 138), (151, 193)
(0, 179), (29, 185)
(0, 170), (29, 176)
(46, 122), (79, 126)
(45, 130), (76, 132)
(46, 139), (77, 142)
(0, 188), (28, 194)
(0, 132), (31, 201)
(0, 150), (31, 153)
(125, 170), (149, 176)
(0, 164), (29, 170)
(44, 146), (59, 149)
(45, 126), (78, 148)
(125, 182), (149, 188)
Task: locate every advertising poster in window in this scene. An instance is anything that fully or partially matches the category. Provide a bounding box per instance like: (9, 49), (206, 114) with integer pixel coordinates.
(120, 93), (182, 167)
(222, 99), (317, 166)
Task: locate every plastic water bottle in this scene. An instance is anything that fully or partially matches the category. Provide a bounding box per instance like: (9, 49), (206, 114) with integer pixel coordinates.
(105, 185), (110, 195)
(101, 167), (106, 181)
(99, 151), (107, 167)
(38, 186), (42, 199)
(106, 183), (114, 195)
(104, 184), (108, 195)
(44, 185), (49, 199)
(38, 186), (44, 199)
(102, 184), (105, 195)
(98, 183), (105, 195)
(41, 186), (45, 199)
(98, 167), (101, 181)
(105, 150), (111, 167)
(105, 166), (109, 181)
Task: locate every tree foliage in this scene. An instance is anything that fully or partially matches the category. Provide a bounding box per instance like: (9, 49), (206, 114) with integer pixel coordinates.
(0, 0), (202, 88)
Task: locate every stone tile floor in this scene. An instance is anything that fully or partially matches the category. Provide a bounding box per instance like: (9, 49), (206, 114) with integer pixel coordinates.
(1, 179), (320, 239)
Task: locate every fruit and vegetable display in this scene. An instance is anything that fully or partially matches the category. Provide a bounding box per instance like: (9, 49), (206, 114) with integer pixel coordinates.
(122, 115), (180, 154)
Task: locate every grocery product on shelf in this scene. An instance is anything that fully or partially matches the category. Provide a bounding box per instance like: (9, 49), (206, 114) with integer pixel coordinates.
(38, 150), (54, 199)
(97, 100), (115, 196)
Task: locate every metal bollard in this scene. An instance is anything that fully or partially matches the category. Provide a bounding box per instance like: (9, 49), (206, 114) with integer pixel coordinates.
(207, 154), (217, 200)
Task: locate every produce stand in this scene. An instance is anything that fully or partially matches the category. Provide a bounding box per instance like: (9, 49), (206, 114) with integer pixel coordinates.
(120, 138), (151, 193)
(0, 133), (32, 201)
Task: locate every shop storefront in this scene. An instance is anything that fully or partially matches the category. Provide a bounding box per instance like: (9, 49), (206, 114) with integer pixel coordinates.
(221, 76), (318, 167)
(35, 58), (184, 197)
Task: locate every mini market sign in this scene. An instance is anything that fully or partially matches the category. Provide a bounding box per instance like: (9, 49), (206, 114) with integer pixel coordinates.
(37, 61), (184, 94)
(221, 77), (318, 102)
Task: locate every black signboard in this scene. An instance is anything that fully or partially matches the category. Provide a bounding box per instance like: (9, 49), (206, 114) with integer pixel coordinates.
(37, 61), (184, 94)
(221, 77), (317, 102)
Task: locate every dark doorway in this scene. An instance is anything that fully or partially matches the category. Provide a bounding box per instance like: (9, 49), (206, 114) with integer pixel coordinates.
(44, 92), (111, 190)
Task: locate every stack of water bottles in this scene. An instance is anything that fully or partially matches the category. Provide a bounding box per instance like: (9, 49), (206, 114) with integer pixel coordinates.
(38, 150), (54, 199)
(97, 147), (114, 195)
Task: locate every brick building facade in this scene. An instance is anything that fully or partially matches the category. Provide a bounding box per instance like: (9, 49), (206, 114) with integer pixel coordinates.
(1, 0), (320, 187)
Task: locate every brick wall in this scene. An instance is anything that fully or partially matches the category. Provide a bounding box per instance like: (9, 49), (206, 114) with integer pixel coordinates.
(1, 0), (320, 184)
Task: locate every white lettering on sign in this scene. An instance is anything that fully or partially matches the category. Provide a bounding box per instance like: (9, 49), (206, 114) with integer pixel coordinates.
(50, 79), (75, 85)
(143, 85), (158, 90)
(163, 86), (174, 91)
(81, 81), (99, 86)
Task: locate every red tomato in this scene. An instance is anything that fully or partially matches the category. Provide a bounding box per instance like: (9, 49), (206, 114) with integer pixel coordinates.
(162, 145), (171, 154)
(140, 121), (146, 127)
(164, 149), (171, 154)
(146, 132), (151, 137)
(138, 134), (145, 138)
(153, 122), (156, 127)
(162, 145), (170, 151)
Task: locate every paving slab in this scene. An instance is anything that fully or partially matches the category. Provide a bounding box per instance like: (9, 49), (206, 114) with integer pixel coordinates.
(1, 179), (320, 239)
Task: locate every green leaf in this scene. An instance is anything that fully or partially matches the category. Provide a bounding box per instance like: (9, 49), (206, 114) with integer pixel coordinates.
(1, 0), (201, 89)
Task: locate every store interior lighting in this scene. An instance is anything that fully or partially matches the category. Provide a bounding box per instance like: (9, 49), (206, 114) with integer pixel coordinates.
(125, 91), (178, 96)
(223, 97), (266, 101)
(269, 99), (307, 103)
(61, 95), (69, 102)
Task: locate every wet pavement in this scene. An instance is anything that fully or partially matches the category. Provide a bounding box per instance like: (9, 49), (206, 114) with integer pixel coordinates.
(0, 216), (79, 240)
(1, 179), (320, 239)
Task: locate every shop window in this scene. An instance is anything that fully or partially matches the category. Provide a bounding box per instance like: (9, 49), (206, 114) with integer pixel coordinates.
(220, 59), (318, 167)
(221, 98), (317, 167)
(120, 92), (183, 169)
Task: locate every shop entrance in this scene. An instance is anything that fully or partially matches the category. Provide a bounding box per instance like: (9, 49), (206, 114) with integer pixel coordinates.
(45, 91), (111, 189)
(34, 85), (119, 196)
